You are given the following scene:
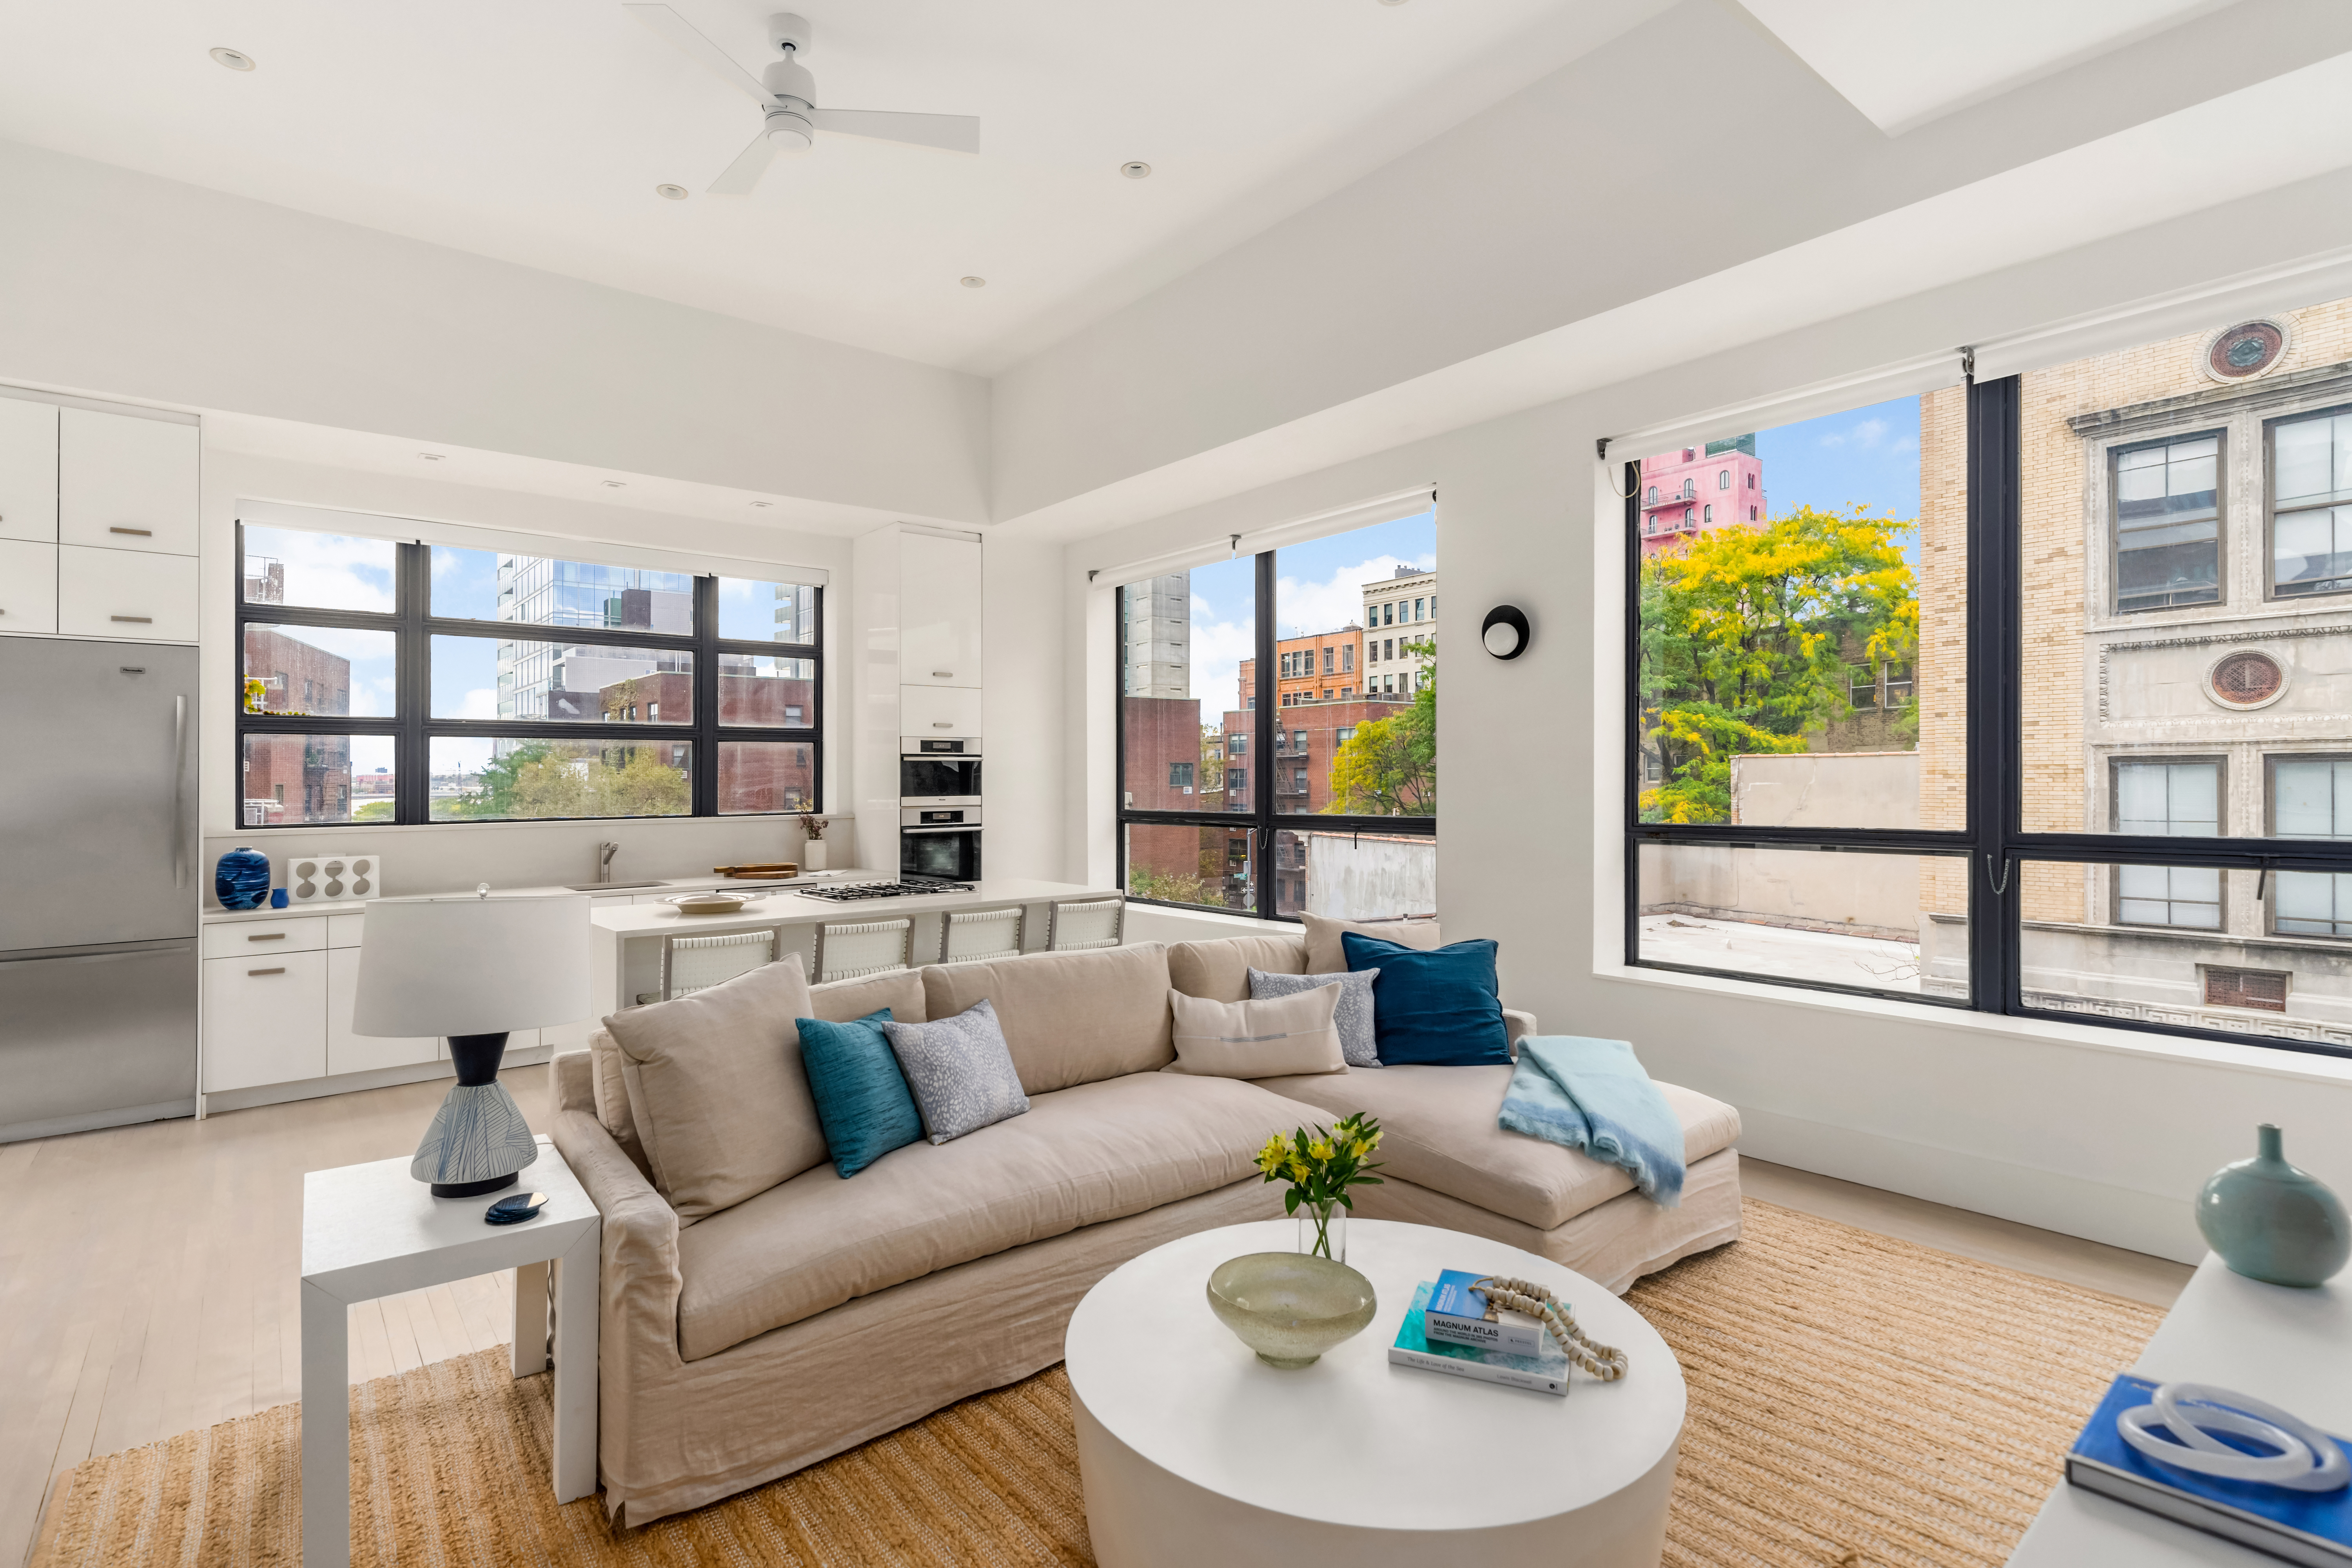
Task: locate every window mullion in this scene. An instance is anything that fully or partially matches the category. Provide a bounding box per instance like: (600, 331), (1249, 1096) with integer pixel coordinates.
(1253, 549), (1277, 920)
(399, 540), (431, 825)
(694, 574), (719, 816)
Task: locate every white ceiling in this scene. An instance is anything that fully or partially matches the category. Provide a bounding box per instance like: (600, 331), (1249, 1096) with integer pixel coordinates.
(0, 0), (1659, 374)
(1736, 0), (2236, 133)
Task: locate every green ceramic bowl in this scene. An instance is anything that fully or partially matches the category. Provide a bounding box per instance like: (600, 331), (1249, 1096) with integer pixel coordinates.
(1205, 1252), (1378, 1368)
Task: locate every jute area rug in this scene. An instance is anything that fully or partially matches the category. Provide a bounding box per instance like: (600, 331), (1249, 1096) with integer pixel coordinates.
(34, 1199), (2163, 1568)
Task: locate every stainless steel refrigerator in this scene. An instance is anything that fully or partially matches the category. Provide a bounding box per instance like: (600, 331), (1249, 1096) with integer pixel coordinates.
(0, 639), (199, 1143)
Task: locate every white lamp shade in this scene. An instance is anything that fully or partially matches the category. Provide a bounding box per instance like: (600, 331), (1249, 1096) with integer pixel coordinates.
(352, 893), (591, 1038)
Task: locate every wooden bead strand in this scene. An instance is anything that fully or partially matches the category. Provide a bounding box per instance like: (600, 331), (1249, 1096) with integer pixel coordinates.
(1472, 1275), (1630, 1381)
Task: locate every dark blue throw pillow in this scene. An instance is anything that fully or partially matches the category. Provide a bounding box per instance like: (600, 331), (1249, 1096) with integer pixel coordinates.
(1341, 933), (1511, 1067)
(795, 1008), (924, 1177)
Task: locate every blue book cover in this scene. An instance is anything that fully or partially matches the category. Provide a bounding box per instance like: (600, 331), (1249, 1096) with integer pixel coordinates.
(2066, 1373), (2352, 1565)
(1389, 1281), (1570, 1396)
(1425, 1269), (1546, 1356)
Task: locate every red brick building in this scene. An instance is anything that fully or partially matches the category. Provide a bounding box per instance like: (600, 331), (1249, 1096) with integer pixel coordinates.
(593, 668), (816, 813)
(242, 626), (355, 824)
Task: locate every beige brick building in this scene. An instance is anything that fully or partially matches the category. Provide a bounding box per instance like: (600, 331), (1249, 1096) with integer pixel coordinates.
(1916, 296), (2352, 1044)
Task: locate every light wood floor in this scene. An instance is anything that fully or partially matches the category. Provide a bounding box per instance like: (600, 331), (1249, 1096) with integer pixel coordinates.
(0, 1070), (549, 1568)
(0, 1082), (2193, 1568)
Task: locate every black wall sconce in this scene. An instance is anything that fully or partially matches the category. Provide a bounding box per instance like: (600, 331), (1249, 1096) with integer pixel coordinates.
(1481, 604), (1530, 660)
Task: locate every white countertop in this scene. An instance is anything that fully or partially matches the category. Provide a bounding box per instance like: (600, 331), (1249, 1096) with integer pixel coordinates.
(590, 876), (1118, 934)
(201, 867), (885, 924)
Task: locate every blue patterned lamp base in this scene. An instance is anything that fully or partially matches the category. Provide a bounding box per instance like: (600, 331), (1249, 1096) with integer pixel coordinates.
(412, 1033), (540, 1198)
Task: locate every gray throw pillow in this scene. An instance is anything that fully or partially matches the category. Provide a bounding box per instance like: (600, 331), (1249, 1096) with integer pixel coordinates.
(882, 998), (1031, 1144)
(1250, 966), (1382, 1067)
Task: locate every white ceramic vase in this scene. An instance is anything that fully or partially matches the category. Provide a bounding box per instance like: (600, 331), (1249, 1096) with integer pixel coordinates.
(801, 839), (828, 871)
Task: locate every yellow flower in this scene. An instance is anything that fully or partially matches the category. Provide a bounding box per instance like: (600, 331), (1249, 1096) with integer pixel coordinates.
(1307, 1140), (1334, 1162)
(1350, 1138), (1370, 1159)
(1287, 1158), (1310, 1183)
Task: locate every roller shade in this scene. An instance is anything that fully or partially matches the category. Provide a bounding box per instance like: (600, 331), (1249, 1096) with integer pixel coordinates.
(1604, 351), (1965, 464)
(1087, 485), (1436, 588)
(235, 497), (830, 584)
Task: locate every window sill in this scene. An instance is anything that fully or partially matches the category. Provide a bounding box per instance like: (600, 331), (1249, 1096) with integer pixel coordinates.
(1593, 960), (2352, 1088)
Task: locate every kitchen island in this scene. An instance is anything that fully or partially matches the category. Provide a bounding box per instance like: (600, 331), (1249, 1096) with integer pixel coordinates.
(589, 874), (1120, 1016)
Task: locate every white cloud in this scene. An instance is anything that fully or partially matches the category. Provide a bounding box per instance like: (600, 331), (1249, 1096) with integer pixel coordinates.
(1277, 554), (1434, 641)
(244, 526), (396, 612)
(1820, 417), (1891, 451)
(458, 687), (500, 720)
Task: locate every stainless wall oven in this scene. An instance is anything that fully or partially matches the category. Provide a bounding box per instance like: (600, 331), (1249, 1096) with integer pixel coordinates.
(902, 808), (982, 882)
(900, 748), (982, 806)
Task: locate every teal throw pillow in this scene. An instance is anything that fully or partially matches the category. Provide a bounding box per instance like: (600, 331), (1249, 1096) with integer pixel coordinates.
(795, 1008), (924, 1178)
(1341, 932), (1511, 1067)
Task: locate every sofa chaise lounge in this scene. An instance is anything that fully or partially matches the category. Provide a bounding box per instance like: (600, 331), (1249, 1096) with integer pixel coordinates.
(552, 932), (1741, 1524)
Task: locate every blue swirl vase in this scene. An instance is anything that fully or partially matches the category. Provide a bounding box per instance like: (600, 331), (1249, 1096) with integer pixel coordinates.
(2196, 1124), (2351, 1288)
(214, 847), (273, 911)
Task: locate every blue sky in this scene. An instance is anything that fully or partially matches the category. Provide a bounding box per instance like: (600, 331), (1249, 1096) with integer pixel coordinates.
(1755, 394), (1921, 524)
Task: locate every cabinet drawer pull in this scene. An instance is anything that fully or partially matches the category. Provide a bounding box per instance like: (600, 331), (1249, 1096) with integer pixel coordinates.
(247, 966), (286, 976)
(109, 526), (154, 537)
(111, 615), (153, 624)
(247, 933), (286, 942)
(933, 720), (954, 728)
(932, 670), (953, 677)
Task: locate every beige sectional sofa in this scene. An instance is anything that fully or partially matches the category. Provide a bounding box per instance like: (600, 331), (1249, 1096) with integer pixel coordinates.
(551, 933), (1742, 1526)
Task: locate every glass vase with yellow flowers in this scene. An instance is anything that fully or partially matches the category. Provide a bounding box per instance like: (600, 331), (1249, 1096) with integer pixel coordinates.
(1254, 1112), (1384, 1264)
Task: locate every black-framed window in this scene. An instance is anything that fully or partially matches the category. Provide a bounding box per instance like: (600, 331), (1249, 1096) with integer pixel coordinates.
(1116, 509), (1438, 920)
(1626, 336), (2352, 1061)
(2269, 403), (2352, 599)
(236, 519), (821, 827)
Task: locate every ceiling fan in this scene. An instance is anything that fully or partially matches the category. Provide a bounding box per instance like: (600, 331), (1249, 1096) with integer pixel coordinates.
(624, 5), (980, 194)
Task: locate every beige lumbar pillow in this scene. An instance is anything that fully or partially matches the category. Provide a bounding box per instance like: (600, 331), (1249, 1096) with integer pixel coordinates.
(1301, 911), (1443, 975)
(604, 952), (826, 1223)
(1165, 985), (1346, 1079)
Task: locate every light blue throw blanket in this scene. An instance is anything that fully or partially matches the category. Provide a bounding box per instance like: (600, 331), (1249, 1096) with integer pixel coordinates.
(1499, 1036), (1684, 1207)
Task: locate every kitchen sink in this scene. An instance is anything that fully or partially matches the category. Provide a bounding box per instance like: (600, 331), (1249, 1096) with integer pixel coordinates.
(565, 881), (669, 891)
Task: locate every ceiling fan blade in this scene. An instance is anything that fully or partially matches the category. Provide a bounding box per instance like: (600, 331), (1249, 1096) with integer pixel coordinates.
(624, 3), (774, 105)
(708, 131), (779, 195)
(808, 109), (980, 155)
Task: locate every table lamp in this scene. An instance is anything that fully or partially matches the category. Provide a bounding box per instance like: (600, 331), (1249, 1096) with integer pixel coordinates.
(353, 888), (590, 1197)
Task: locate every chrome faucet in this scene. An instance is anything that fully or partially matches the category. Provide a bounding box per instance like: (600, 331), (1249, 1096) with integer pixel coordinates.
(598, 842), (619, 885)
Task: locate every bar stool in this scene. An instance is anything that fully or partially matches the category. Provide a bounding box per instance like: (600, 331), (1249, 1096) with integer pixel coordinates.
(940, 905), (1024, 964)
(659, 926), (784, 1000)
(1045, 895), (1125, 952)
(813, 916), (915, 984)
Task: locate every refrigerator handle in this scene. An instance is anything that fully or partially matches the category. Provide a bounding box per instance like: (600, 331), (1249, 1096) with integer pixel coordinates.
(172, 693), (188, 889)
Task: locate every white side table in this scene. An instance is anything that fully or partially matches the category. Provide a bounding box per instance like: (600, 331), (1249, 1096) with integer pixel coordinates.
(1065, 1218), (1686, 1567)
(2006, 1253), (2352, 1566)
(301, 1137), (601, 1568)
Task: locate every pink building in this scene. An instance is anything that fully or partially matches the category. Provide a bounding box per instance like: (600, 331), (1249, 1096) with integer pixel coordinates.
(1638, 433), (1766, 555)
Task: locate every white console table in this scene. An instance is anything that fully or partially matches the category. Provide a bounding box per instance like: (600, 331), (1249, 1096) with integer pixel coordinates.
(2007, 1254), (2352, 1564)
(300, 1138), (601, 1568)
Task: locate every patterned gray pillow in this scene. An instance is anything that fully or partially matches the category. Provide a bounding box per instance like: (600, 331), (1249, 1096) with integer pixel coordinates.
(882, 998), (1031, 1144)
(1250, 967), (1382, 1068)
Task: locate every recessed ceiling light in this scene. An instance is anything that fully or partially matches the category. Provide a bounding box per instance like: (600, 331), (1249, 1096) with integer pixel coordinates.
(417, 452), (445, 461)
(750, 501), (775, 508)
(1121, 162), (1152, 179)
(1377, 0), (1410, 7)
(210, 47), (256, 71)
(960, 276), (987, 289)
(600, 480), (627, 488)
(655, 183), (688, 201)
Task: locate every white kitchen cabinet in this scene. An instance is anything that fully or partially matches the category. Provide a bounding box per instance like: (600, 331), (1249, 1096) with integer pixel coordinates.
(57, 544), (198, 642)
(900, 682), (982, 740)
(203, 915), (326, 959)
(203, 950), (328, 1092)
(0, 397), (58, 544)
(900, 534), (983, 690)
(326, 947), (438, 1075)
(0, 540), (56, 635)
(58, 408), (199, 556)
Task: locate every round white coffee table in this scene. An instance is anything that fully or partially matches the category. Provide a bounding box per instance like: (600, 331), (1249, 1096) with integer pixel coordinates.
(1065, 1218), (1684, 1567)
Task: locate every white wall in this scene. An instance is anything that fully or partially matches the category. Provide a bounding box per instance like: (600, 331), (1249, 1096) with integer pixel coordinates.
(979, 536), (1069, 882)
(1059, 176), (2352, 1267)
(0, 140), (987, 526)
(198, 448), (858, 900)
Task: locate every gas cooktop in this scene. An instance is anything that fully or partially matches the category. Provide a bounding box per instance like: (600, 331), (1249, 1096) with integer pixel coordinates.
(798, 879), (977, 903)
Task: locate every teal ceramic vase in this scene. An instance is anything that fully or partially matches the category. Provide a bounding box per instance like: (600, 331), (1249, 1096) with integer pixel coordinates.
(2196, 1124), (2351, 1288)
